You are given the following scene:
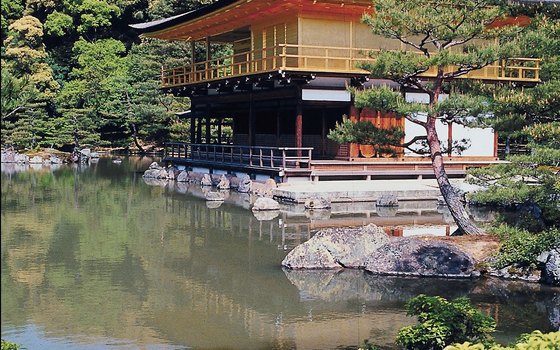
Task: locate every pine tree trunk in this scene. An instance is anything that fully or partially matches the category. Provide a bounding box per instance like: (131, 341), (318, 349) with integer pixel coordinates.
(131, 122), (145, 154)
(426, 121), (484, 235)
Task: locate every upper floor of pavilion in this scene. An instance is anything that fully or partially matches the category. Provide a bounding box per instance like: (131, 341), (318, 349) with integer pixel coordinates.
(131, 0), (542, 90)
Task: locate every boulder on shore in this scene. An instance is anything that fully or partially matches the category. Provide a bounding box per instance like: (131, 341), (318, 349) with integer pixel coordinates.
(217, 175), (231, 190)
(282, 224), (389, 269)
(364, 238), (476, 278)
(538, 248), (560, 286)
(237, 175), (252, 193)
(201, 174), (213, 186)
(251, 197), (280, 211)
(176, 170), (189, 182)
(143, 163), (169, 179)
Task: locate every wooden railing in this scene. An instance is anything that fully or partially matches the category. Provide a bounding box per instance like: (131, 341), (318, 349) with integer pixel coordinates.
(161, 44), (541, 87)
(164, 143), (313, 170)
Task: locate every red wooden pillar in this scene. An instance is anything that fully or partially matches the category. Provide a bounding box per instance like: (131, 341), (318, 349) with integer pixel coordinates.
(295, 86), (303, 156)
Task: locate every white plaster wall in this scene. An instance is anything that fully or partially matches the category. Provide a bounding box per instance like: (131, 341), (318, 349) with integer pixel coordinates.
(403, 92), (494, 157)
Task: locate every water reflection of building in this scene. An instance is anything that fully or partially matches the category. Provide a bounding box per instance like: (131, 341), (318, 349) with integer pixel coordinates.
(158, 179), (460, 249)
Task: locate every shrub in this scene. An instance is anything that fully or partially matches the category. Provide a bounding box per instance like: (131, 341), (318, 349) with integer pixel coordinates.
(396, 295), (496, 350)
(444, 330), (560, 350)
(491, 225), (560, 269)
(1, 340), (19, 350)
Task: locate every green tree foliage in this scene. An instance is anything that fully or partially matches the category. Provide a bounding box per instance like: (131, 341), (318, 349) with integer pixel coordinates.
(43, 10), (73, 37)
(1, 15), (59, 149)
(3, 15), (59, 95)
(148, 0), (213, 19)
(0, 0), (204, 151)
(1, 0), (25, 40)
(123, 39), (191, 150)
(56, 38), (128, 148)
(396, 295), (496, 350)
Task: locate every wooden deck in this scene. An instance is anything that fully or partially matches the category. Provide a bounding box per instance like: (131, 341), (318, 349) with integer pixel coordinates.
(163, 142), (504, 181)
(308, 159), (504, 181)
(161, 44), (541, 88)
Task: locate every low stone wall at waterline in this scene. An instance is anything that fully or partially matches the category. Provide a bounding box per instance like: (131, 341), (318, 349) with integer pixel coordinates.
(142, 162), (281, 207)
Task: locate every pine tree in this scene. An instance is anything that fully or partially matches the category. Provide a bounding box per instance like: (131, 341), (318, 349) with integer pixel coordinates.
(329, 0), (538, 235)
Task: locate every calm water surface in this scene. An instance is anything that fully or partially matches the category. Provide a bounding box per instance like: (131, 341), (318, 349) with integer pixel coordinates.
(1, 157), (558, 350)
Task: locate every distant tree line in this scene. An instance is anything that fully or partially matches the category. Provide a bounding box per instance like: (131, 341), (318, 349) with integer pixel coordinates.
(1, 0), (220, 152)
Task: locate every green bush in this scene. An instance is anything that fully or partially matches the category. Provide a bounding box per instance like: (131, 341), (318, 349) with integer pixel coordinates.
(396, 295), (496, 350)
(491, 225), (560, 269)
(1, 340), (19, 350)
(444, 330), (560, 350)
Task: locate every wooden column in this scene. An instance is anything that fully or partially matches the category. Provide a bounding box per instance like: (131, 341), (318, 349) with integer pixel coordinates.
(217, 117), (222, 144)
(196, 117), (202, 144)
(493, 130), (499, 159)
(295, 86), (303, 155)
(276, 110), (281, 147)
(249, 92), (255, 146)
(205, 37), (210, 76)
(190, 116), (196, 144)
(447, 122), (453, 157)
(321, 109), (326, 157)
(190, 41), (196, 78)
(205, 116), (211, 143)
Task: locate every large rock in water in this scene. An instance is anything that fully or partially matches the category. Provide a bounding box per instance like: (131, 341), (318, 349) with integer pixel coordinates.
(282, 224), (389, 269)
(364, 238), (476, 278)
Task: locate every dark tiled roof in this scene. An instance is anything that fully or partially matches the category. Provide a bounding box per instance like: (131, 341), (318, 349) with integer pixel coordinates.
(130, 0), (238, 33)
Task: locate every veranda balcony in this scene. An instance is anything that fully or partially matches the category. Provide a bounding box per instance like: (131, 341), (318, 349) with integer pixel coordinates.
(160, 44), (541, 88)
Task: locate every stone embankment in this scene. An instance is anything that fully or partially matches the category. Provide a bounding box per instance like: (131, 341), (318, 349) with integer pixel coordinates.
(282, 224), (559, 285)
(142, 162), (281, 210)
(1, 148), (100, 165)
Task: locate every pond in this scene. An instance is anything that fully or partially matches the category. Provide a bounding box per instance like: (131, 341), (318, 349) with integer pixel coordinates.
(1, 157), (558, 350)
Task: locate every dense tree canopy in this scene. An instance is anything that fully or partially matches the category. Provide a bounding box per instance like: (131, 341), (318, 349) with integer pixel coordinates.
(1, 0), (201, 152)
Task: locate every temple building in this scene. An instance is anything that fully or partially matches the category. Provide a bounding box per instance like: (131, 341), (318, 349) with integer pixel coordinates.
(131, 0), (540, 181)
